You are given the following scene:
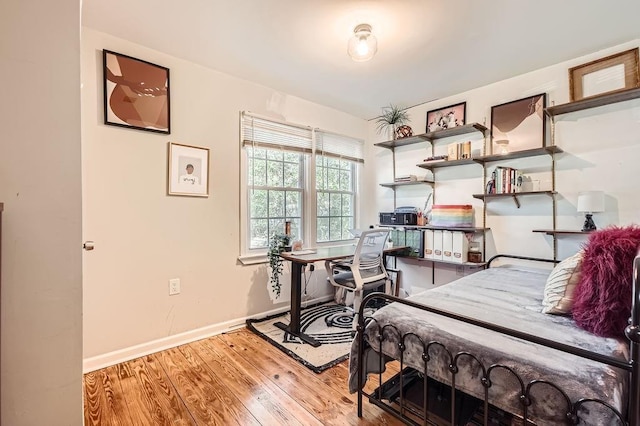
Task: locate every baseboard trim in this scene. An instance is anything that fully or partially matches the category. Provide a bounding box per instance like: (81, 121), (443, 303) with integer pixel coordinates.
(83, 294), (334, 373)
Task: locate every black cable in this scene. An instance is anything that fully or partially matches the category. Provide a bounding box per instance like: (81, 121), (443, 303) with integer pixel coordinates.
(303, 265), (314, 296)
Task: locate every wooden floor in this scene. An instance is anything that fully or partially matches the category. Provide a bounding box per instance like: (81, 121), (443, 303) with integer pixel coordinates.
(83, 328), (404, 425)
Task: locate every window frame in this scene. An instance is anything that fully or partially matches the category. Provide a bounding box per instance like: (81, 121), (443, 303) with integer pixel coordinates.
(315, 155), (358, 243)
(246, 147), (306, 251)
(239, 113), (362, 263)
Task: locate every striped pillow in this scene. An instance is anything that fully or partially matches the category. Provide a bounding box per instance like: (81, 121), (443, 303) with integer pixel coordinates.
(542, 250), (584, 315)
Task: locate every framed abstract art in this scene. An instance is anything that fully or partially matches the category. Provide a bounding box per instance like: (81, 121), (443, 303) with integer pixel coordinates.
(491, 94), (546, 154)
(103, 50), (171, 134)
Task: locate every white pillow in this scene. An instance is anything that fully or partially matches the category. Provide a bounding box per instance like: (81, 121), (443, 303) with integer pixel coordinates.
(542, 250), (584, 315)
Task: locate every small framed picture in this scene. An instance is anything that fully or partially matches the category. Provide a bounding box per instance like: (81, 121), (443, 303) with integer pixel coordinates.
(569, 48), (640, 101)
(426, 102), (466, 133)
(491, 93), (546, 154)
(103, 49), (171, 134)
(168, 142), (209, 197)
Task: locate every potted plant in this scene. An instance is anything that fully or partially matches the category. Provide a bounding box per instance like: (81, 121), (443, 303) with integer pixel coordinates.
(374, 104), (410, 140)
(267, 233), (291, 299)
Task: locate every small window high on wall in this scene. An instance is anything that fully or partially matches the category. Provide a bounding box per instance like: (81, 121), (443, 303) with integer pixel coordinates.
(239, 112), (364, 260)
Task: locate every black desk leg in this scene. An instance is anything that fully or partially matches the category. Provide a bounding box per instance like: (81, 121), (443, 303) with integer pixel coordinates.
(274, 260), (321, 347)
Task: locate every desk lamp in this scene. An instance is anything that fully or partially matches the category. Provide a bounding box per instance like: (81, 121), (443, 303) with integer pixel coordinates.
(577, 191), (604, 232)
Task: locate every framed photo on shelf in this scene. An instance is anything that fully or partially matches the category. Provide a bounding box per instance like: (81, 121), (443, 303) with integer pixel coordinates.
(168, 142), (209, 197)
(490, 93), (546, 154)
(103, 49), (171, 134)
(426, 101), (466, 133)
(569, 48), (640, 101)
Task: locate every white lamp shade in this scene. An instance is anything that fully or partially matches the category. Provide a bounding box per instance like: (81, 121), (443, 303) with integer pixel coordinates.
(347, 24), (377, 62)
(577, 191), (605, 213)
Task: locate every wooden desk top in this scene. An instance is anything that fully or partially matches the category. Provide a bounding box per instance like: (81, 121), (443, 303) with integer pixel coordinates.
(280, 245), (408, 265)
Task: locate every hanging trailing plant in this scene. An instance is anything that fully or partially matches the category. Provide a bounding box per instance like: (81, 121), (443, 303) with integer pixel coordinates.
(374, 104), (410, 138)
(267, 233), (291, 298)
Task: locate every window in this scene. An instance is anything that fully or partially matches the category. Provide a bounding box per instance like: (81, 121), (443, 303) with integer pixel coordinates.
(247, 148), (304, 249)
(240, 112), (363, 257)
(316, 131), (362, 243)
(316, 156), (355, 242)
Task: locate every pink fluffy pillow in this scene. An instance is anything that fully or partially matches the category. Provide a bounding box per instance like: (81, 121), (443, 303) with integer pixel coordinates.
(572, 226), (640, 337)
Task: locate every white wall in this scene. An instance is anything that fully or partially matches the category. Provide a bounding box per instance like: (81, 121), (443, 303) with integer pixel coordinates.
(0, 0), (83, 424)
(368, 40), (640, 291)
(81, 28), (367, 361)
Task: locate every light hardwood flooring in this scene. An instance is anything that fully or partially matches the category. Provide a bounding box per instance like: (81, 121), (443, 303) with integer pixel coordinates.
(83, 328), (403, 425)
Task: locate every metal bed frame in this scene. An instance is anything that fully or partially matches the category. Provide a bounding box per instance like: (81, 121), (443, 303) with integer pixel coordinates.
(356, 254), (640, 425)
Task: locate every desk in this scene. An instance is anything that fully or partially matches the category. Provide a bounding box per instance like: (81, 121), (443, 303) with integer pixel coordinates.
(277, 245), (408, 347)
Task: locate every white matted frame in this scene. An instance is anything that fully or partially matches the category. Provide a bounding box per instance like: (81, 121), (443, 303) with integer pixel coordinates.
(167, 142), (210, 197)
(569, 48), (640, 101)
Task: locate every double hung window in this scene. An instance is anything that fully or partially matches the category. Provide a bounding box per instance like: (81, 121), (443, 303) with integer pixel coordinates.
(240, 112), (363, 257)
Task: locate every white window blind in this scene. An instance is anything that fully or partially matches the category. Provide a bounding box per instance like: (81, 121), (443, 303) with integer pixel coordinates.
(316, 131), (364, 163)
(241, 112), (313, 153)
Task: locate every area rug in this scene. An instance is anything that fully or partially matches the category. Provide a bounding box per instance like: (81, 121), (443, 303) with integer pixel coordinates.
(246, 302), (361, 373)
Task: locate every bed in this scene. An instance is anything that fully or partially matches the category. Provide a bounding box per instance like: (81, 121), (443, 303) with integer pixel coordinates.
(349, 254), (640, 425)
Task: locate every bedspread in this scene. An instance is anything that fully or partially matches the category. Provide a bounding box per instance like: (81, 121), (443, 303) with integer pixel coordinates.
(349, 266), (629, 424)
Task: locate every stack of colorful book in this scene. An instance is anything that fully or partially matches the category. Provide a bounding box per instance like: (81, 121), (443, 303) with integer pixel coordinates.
(488, 167), (522, 194)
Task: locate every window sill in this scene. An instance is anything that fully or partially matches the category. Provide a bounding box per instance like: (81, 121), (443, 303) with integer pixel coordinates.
(237, 253), (268, 265)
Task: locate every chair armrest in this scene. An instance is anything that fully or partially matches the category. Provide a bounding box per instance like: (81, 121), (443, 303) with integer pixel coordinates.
(325, 260), (342, 286)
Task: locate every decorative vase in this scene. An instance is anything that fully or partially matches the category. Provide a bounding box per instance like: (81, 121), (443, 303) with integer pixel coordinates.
(395, 125), (413, 139)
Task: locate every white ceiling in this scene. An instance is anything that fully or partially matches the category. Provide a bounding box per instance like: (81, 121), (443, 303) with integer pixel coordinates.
(83, 0), (640, 119)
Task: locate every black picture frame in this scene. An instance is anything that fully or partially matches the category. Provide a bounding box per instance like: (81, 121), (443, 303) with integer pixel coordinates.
(426, 101), (466, 133)
(490, 93), (546, 154)
(103, 49), (171, 134)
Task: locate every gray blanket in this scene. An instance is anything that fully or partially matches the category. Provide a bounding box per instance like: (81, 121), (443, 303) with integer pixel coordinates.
(349, 266), (629, 424)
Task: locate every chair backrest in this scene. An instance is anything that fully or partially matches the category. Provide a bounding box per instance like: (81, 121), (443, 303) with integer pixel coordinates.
(352, 229), (390, 273)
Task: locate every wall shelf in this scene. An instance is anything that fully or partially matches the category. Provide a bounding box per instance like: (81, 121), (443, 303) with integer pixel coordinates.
(377, 122), (490, 271)
(472, 190), (556, 208)
(374, 122), (488, 150)
(532, 229), (592, 236)
(423, 123), (488, 142)
(545, 87), (640, 117)
(416, 146), (562, 170)
(417, 158), (477, 170)
(379, 179), (434, 188)
(416, 258), (487, 268)
(374, 134), (430, 150)
(475, 146), (563, 164)
(379, 224), (488, 233)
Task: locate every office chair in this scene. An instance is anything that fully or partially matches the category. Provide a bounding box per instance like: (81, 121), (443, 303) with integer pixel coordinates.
(325, 229), (391, 329)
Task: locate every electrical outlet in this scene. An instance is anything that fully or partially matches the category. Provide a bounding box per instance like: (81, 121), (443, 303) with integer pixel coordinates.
(456, 266), (464, 276)
(169, 278), (181, 295)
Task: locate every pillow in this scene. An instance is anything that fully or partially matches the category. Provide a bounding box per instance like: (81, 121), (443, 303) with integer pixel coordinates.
(542, 250), (584, 315)
(572, 226), (640, 338)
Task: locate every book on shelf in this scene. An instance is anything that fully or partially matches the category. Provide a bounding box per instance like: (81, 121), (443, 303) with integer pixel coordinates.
(447, 141), (472, 161)
(447, 143), (458, 160)
(458, 141), (471, 159)
(394, 174), (418, 182)
(423, 155), (448, 163)
(488, 167), (523, 194)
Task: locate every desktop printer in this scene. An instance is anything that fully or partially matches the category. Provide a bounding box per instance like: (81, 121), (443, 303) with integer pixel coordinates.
(379, 206), (418, 226)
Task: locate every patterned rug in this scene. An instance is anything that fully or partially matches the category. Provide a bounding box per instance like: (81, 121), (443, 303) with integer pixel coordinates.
(246, 302), (361, 373)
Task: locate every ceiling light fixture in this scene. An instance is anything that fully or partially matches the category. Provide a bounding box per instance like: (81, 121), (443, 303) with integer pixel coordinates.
(347, 23), (377, 62)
